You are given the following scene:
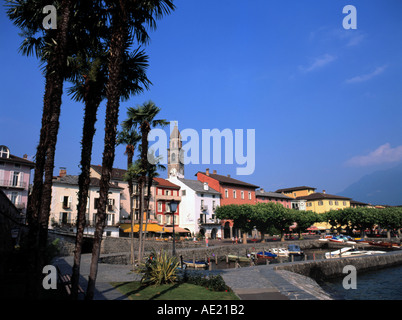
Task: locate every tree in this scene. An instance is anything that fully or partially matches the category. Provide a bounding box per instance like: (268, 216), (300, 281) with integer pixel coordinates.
(121, 101), (169, 260)
(117, 123), (141, 269)
(215, 204), (255, 243)
(7, 0), (74, 297)
(85, 0), (175, 300)
(292, 210), (319, 239)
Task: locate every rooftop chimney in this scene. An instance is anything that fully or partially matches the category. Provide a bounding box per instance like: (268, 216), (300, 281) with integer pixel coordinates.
(206, 168), (210, 176)
(227, 174), (231, 178)
(23, 154), (28, 159)
(213, 170), (217, 174)
(59, 167), (67, 177)
(322, 190), (326, 194)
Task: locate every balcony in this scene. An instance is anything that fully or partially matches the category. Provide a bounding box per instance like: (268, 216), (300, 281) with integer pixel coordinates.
(0, 179), (27, 189)
(155, 194), (180, 201)
(198, 215), (220, 225)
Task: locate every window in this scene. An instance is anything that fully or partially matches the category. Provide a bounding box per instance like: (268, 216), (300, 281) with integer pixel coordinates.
(182, 190), (186, 196)
(10, 192), (18, 205)
(157, 201), (162, 212)
(201, 199), (204, 209)
(335, 201), (339, 206)
(329, 201), (333, 205)
(248, 192), (251, 200)
(166, 190), (170, 196)
(225, 189), (228, 198)
(63, 196), (71, 209)
(165, 202), (170, 212)
(233, 190), (236, 199)
(212, 200), (216, 210)
(318, 201), (323, 206)
(157, 214), (163, 225)
(343, 201), (347, 206)
(0, 146), (9, 159)
(241, 191), (244, 199)
(12, 172), (20, 187)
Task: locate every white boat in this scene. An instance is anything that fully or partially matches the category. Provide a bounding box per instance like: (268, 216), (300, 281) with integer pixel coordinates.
(325, 247), (387, 259)
(269, 248), (289, 257)
(325, 247), (353, 259)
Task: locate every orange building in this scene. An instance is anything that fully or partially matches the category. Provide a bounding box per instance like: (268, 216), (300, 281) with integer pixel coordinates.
(196, 169), (259, 239)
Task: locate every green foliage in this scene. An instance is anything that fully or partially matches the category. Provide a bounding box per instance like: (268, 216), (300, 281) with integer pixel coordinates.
(180, 273), (230, 292)
(141, 249), (179, 286)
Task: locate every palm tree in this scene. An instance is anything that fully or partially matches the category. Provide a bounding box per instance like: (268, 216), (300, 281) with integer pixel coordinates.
(142, 152), (166, 256)
(116, 124), (141, 269)
(7, 0), (75, 297)
(68, 47), (150, 299)
(122, 101), (169, 261)
(85, 0), (175, 300)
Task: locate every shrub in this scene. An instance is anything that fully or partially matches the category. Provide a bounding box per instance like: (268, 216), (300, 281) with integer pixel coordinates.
(141, 249), (179, 286)
(180, 273), (230, 292)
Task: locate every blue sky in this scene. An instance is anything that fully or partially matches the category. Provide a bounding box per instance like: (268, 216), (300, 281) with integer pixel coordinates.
(1, 0), (402, 198)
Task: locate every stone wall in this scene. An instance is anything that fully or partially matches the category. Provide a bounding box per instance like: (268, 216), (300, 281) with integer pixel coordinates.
(274, 250), (402, 281)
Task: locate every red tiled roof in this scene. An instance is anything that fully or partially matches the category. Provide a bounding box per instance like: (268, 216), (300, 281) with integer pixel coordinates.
(153, 177), (180, 189)
(196, 171), (259, 189)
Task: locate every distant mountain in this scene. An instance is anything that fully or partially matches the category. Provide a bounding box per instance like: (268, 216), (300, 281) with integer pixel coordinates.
(338, 162), (402, 206)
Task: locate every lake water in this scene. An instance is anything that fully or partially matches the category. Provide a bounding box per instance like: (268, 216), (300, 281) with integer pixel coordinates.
(318, 264), (402, 300)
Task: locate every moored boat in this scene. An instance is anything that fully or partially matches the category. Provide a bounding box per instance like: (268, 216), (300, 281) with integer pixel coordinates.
(183, 260), (209, 268)
(227, 254), (252, 262)
(269, 248), (289, 257)
(288, 244), (303, 255)
(325, 247), (387, 259)
(256, 251), (277, 259)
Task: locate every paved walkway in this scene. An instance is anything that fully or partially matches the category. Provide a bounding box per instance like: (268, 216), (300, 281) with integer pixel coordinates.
(53, 252), (331, 300)
(52, 253), (140, 300)
(219, 264), (332, 300)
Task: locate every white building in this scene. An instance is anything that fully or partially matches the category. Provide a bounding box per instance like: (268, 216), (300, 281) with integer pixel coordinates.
(49, 172), (122, 237)
(168, 174), (221, 239)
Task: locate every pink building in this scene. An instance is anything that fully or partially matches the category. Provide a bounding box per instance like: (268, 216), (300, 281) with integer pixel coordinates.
(0, 145), (35, 220)
(255, 189), (292, 208)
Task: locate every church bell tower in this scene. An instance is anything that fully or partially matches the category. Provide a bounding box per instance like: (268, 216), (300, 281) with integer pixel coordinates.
(168, 122), (184, 178)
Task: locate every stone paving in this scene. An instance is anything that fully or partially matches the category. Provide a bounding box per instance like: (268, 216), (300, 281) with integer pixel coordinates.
(53, 252), (333, 300)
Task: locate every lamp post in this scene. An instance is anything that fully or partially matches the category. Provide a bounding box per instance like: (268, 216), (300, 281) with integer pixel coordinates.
(168, 199), (179, 256)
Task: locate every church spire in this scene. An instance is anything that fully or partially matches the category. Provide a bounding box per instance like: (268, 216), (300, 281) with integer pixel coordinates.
(168, 122), (184, 178)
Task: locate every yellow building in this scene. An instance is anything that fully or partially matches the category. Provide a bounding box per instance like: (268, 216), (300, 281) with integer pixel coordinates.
(295, 192), (351, 230)
(275, 186), (316, 199)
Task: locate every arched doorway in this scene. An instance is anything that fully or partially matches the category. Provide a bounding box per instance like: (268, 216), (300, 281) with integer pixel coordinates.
(223, 222), (231, 239)
(211, 228), (217, 239)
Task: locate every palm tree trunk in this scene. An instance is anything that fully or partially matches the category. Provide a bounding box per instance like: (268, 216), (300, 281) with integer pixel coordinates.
(71, 80), (101, 300)
(138, 122), (150, 262)
(138, 178), (144, 263)
(26, 0), (72, 298)
(126, 149), (135, 268)
(85, 2), (127, 300)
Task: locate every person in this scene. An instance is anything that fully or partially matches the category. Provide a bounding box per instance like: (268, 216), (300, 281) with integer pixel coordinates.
(205, 237), (209, 247)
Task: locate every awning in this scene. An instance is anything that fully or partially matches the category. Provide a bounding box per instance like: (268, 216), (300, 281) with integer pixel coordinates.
(163, 226), (191, 234)
(120, 223), (164, 233)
